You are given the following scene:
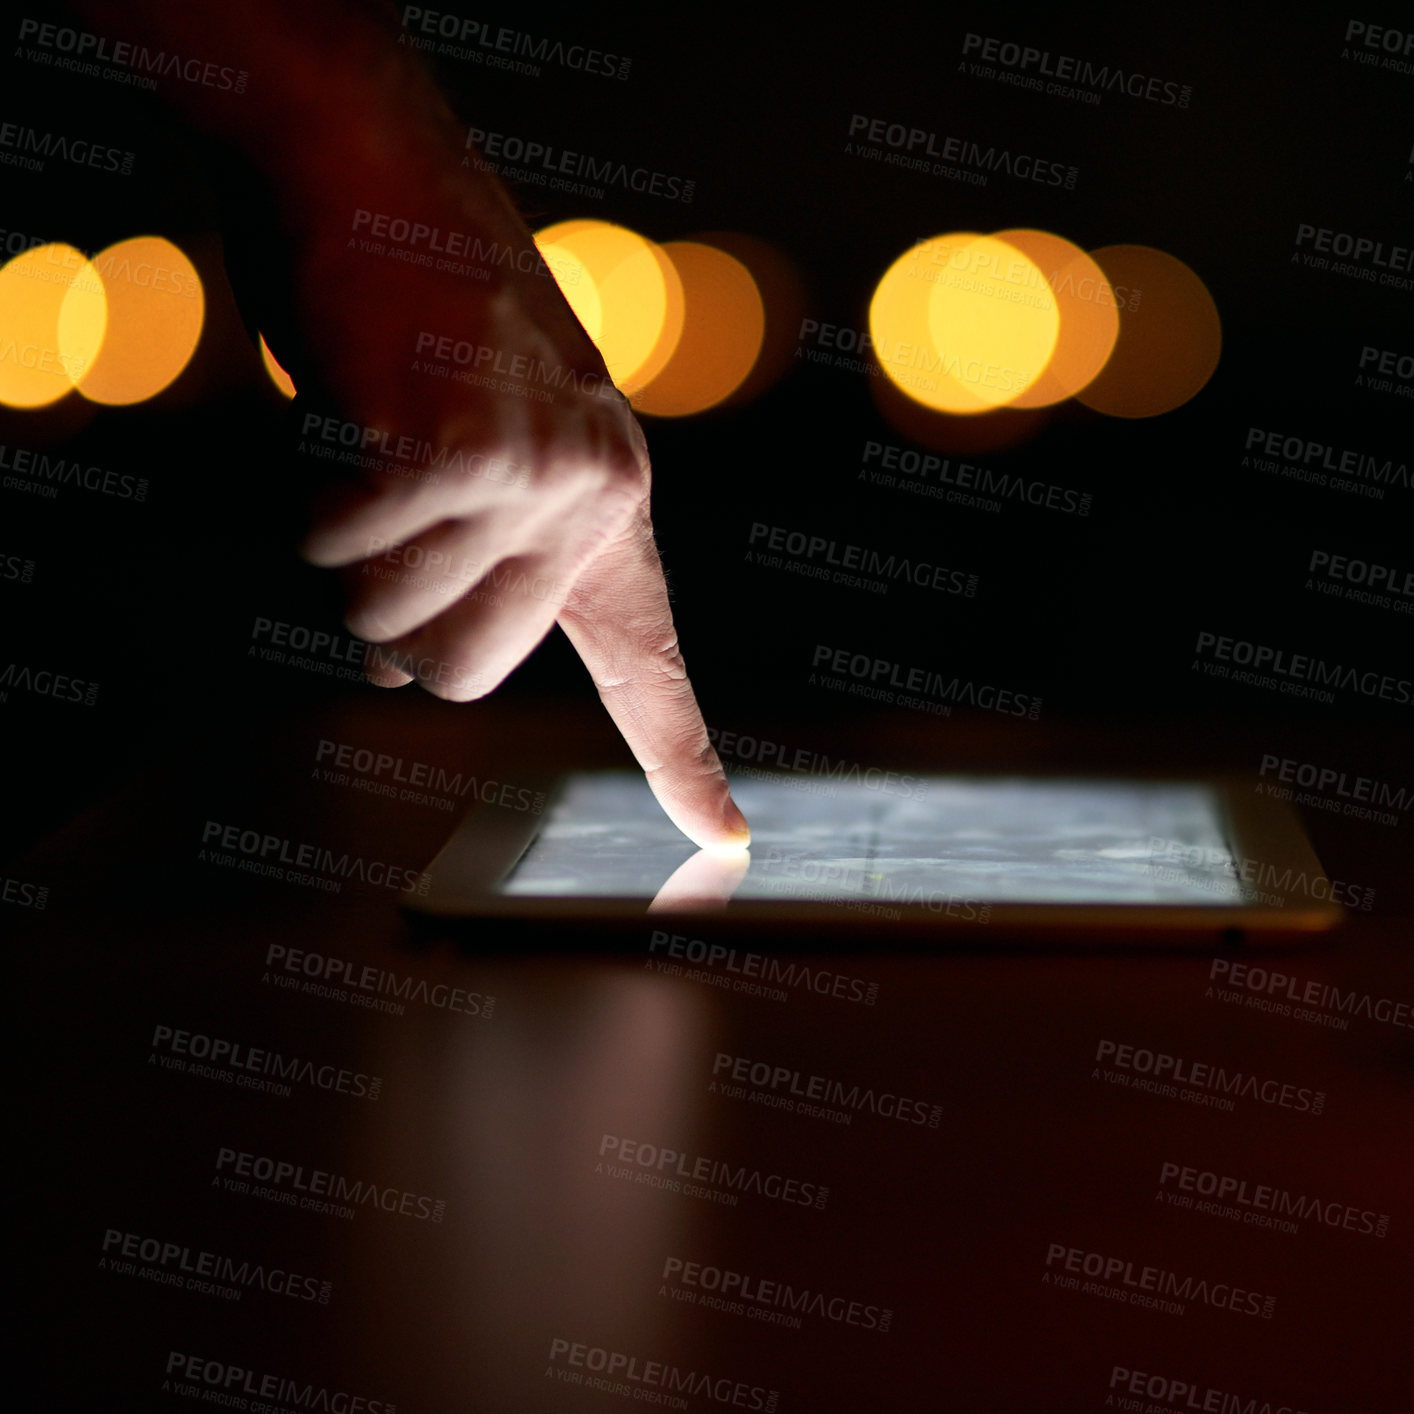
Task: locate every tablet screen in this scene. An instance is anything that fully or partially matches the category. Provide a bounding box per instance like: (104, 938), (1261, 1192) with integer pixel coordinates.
(498, 772), (1249, 906)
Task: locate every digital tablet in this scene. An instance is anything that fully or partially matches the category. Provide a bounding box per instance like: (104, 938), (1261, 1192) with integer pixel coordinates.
(404, 770), (1347, 944)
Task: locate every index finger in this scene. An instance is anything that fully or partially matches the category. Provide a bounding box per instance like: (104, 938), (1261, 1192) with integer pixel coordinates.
(556, 512), (750, 852)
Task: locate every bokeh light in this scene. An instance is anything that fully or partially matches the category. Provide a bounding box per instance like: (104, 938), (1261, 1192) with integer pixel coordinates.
(993, 228), (1120, 408)
(870, 232), (985, 415)
(4, 223), (1215, 428)
(57, 257), (109, 389)
(1077, 245), (1221, 418)
(926, 234), (1060, 412)
(870, 233), (1059, 415)
(535, 219), (683, 393)
(870, 231), (1217, 423)
(259, 332), (297, 398)
(76, 236), (204, 405)
(0, 243), (102, 408)
(535, 223), (605, 343)
(688, 231), (804, 409)
(631, 241), (764, 417)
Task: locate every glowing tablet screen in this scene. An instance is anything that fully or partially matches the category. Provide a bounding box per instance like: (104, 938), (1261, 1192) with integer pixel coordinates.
(499, 773), (1248, 906)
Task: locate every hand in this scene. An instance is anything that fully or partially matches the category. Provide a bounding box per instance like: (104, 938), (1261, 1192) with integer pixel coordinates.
(58, 2), (747, 850)
(269, 107), (748, 851)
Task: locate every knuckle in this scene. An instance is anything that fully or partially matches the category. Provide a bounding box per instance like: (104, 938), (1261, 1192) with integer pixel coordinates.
(596, 480), (648, 540)
(570, 430), (649, 500)
(646, 737), (723, 787)
(569, 462), (648, 549)
(587, 623), (684, 694)
(603, 445), (651, 501)
(640, 624), (688, 682)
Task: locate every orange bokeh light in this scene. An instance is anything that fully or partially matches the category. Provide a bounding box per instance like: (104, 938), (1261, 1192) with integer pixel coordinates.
(259, 333), (297, 398)
(77, 236), (205, 405)
(871, 233), (1059, 415)
(631, 242), (765, 417)
(535, 219), (683, 393)
(0, 243), (100, 408)
(993, 228), (1120, 408)
(1077, 245), (1221, 418)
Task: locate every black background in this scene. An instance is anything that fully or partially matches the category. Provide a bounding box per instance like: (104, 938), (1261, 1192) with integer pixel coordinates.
(3, 2), (1410, 858)
(5, 4), (1412, 1411)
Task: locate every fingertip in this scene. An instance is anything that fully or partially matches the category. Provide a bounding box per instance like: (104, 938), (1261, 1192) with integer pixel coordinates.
(364, 665), (414, 688)
(680, 827), (750, 853)
(418, 667), (498, 703)
(704, 824), (752, 853)
(298, 534), (347, 570)
(703, 837), (751, 857)
(722, 793), (750, 846)
(669, 794), (750, 853)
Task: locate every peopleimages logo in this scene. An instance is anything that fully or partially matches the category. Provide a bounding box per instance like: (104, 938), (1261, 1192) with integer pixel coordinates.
(0, 441), (149, 500)
(1, 552), (36, 583)
(102, 1228), (333, 1304)
(346, 208), (577, 287)
(301, 410), (533, 484)
(149, 1023), (382, 1101)
(199, 820), (430, 895)
(1208, 957), (1409, 1029)
(466, 126), (693, 202)
(753, 848), (992, 921)
(16, 18), (249, 92)
(1305, 548), (1414, 616)
(248, 613), (479, 693)
(1192, 629), (1412, 708)
(1259, 753), (1409, 809)
(264, 944), (495, 1019)
(0, 661), (99, 706)
(313, 737), (545, 814)
(959, 32), (1193, 106)
(214, 1146), (446, 1222)
(844, 113), (1079, 189)
(1157, 1159), (1391, 1239)
(1256, 752), (1405, 827)
(1107, 1365), (1310, 1414)
(860, 438), (1093, 517)
(1293, 224), (1413, 287)
(412, 329), (623, 403)
(1044, 1242), (1275, 1319)
(1244, 427), (1410, 492)
(661, 1256), (893, 1333)
(710, 1051), (943, 1128)
(797, 316), (1034, 396)
(1307, 549), (1414, 598)
(1149, 835), (1376, 912)
(747, 522), (977, 597)
(0, 117), (136, 174)
(596, 1134), (828, 1210)
(1093, 1038), (1325, 1115)
(162, 1353), (391, 1412)
(648, 930), (881, 1004)
(1, 876), (48, 909)
(400, 9), (632, 81)
(546, 1338), (778, 1411)
(811, 643), (1041, 719)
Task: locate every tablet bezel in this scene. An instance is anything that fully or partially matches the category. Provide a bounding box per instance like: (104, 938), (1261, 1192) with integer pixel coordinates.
(401, 769), (1346, 944)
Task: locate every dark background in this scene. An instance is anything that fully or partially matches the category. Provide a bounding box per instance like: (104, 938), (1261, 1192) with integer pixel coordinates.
(3, 1), (1410, 860)
(6, 4), (1412, 1411)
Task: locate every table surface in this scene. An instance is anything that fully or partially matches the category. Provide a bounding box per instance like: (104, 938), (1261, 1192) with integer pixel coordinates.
(11, 689), (1413, 1414)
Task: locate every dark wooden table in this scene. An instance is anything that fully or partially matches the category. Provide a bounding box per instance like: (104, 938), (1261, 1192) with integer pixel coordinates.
(12, 689), (1413, 1413)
